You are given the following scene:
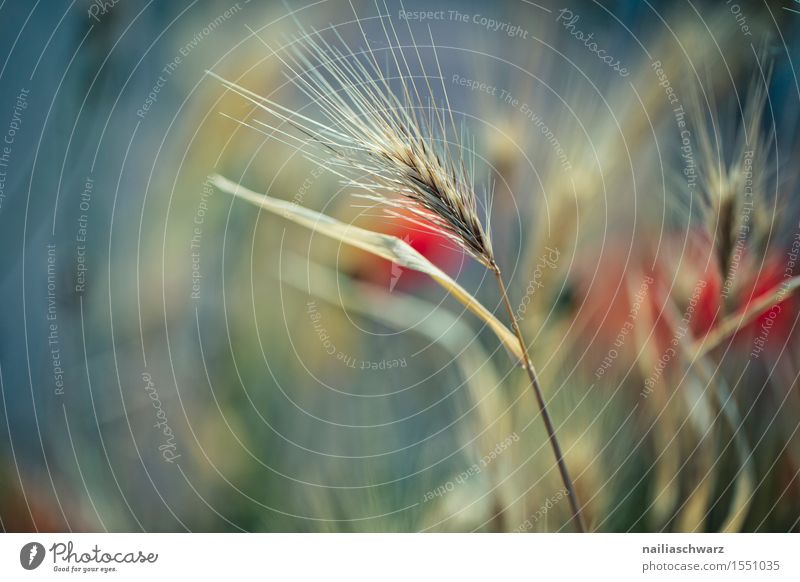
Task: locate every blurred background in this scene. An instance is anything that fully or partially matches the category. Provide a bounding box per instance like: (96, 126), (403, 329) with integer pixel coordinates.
(1, 0), (799, 532)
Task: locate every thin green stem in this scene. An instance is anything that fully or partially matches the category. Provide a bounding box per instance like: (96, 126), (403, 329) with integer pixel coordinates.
(491, 262), (587, 533)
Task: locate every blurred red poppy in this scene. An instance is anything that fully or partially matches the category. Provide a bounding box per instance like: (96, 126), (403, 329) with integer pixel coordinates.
(346, 210), (464, 292)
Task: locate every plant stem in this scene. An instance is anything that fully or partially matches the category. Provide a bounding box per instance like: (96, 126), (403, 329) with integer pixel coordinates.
(490, 261), (587, 533)
(694, 274), (800, 357)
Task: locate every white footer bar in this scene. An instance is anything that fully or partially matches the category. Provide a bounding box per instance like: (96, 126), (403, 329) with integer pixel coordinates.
(1, 533), (797, 581)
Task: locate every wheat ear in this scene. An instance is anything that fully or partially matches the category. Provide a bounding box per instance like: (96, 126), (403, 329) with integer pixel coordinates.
(212, 20), (586, 531)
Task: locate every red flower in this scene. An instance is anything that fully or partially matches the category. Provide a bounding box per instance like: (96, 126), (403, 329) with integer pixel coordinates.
(347, 210), (464, 291)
